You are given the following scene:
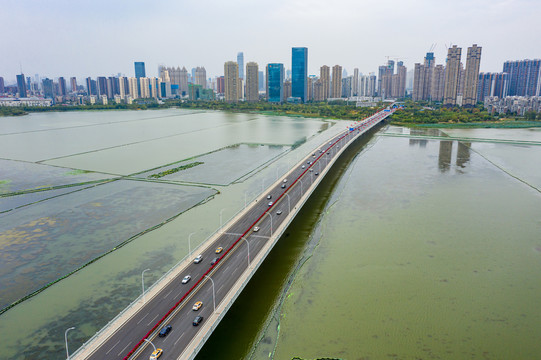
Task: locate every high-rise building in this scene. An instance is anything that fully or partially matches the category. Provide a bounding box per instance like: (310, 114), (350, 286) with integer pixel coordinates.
(0, 77), (4, 94)
(97, 77), (108, 98)
(313, 79), (323, 101)
(42, 78), (55, 99)
(149, 77), (159, 98)
(320, 65), (330, 100)
(128, 77), (138, 99)
(194, 67), (207, 88)
(118, 77), (126, 99)
(245, 62), (259, 102)
(139, 77), (150, 98)
(134, 62), (146, 78)
(477, 72), (509, 101)
(342, 76), (352, 98)
(16, 74), (27, 98)
(353, 68), (359, 96)
(266, 63), (284, 103)
(259, 71), (265, 92)
(331, 65), (342, 98)
(443, 45), (462, 106)
(224, 61), (239, 102)
(58, 77), (67, 96)
(217, 76), (225, 94)
(431, 65), (446, 102)
(70, 77), (77, 93)
(283, 80), (292, 100)
(503, 59), (541, 96)
(292, 47), (308, 102)
(237, 52), (244, 80)
(395, 61), (407, 98)
(462, 44), (482, 107)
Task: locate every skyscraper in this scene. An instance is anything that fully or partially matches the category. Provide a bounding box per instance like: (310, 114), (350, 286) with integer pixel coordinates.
(42, 78), (55, 99)
(443, 45), (462, 106)
(58, 77), (67, 96)
(245, 62), (259, 102)
(353, 68), (359, 96)
(503, 59), (541, 96)
(224, 61), (239, 102)
(320, 65), (330, 100)
(237, 52), (244, 80)
(266, 63), (284, 103)
(217, 76), (225, 94)
(0, 77), (4, 94)
(134, 62), (146, 78)
(462, 44), (482, 107)
(259, 71), (265, 92)
(331, 65), (342, 98)
(431, 65), (446, 102)
(70, 77), (77, 93)
(292, 47), (308, 102)
(16, 74), (27, 98)
(194, 67), (207, 88)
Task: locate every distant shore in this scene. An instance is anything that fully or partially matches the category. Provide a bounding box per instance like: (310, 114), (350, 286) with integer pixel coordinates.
(2, 100), (540, 128)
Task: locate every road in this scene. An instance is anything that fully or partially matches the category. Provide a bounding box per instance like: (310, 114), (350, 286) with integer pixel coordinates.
(80, 108), (395, 360)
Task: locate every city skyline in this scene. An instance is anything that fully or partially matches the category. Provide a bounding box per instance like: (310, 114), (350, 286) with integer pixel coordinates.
(2, 0), (540, 82)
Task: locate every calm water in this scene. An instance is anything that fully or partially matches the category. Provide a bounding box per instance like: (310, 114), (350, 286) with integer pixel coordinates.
(1, 109), (540, 360)
(0, 109), (339, 359)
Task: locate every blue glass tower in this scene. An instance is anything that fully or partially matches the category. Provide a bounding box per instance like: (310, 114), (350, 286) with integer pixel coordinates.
(266, 63), (284, 103)
(16, 74), (27, 98)
(134, 62), (146, 78)
(292, 47), (308, 102)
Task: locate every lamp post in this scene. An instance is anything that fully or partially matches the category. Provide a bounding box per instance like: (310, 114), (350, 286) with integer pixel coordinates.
(219, 208), (226, 234)
(143, 338), (156, 353)
(240, 237), (250, 267)
(188, 232), (196, 258)
(283, 192), (291, 213)
(65, 327), (75, 360)
(263, 212), (273, 235)
(142, 268), (150, 303)
(204, 275), (216, 313)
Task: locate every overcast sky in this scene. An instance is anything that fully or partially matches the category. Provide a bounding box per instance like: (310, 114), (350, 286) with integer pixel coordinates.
(2, 0), (540, 83)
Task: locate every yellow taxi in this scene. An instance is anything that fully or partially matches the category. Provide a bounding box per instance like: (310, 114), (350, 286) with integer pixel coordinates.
(192, 301), (203, 311)
(215, 247), (223, 254)
(150, 348), (163, 359)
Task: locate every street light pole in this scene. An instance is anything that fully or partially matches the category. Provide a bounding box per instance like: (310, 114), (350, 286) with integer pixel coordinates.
(241, 237), (250, 267)
(143, 338), (156, 353)
(188, 232), (196, 258)
(219, 208), (226, 234)
(284, 192), (291, 213)
(264, 212), (273, 235)
(65, 327), (75, 360)
(142, 268), (150, 303)
(204, 275), (216, 313)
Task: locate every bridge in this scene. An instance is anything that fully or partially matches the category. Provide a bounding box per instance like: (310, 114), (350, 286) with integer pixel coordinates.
(72, 106), (398, 360)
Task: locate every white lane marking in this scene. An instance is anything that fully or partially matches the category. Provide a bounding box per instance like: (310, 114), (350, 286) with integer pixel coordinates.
(174, 332), (186, 346)
(118, 341), (131, 356)
(136, 312), (149, 325)
(164, 289), (173, 299)
(106, 339), (120, 354)
(218, 283), (226, 293)
(147, 313), (159, 326)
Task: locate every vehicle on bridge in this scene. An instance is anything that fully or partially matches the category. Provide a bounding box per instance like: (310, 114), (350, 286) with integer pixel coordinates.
(215, 247), (223, 254)
(253, 226), (260, 232)
(193, 254), (203, 263)
(182, 275), (191, 284)
(211, 257), (219, 265)
(193, 316), (204, 326)
(192, 301), (202, 311)
(150, 348), (163, 359)
(158, 325), (172, 337)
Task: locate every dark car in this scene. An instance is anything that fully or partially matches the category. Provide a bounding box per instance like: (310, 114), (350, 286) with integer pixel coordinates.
(211, 257), (219, 265)
(193, 316), (204, 326)
(267, 194), (272, 199)
(281, 184), (286, 189)
(158, 325), (172, 337)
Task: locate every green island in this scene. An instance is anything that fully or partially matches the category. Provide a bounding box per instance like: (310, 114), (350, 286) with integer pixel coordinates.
(148, 161), (204, 179)
(2, 99), (540, 128)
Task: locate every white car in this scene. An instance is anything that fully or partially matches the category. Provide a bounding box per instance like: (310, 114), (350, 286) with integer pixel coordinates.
(253, 226), (260, 232)
(182, 275), (191, 284)
(193, 255), (203, 264)
(268, 202), (273, 206)
(283, 179), (287, 183)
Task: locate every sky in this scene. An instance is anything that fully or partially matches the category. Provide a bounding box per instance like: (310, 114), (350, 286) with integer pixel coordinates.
(2, 0), (541, 83)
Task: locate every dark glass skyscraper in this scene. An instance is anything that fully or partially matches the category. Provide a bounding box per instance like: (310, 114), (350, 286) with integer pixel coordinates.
(134, 62), (146, 78)
(292, 47), (308, 102)
(266, 63), (284, 103)
(16, 74), (27, 98)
